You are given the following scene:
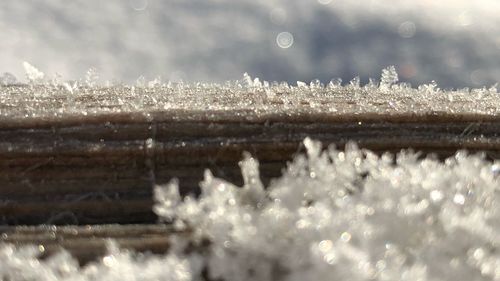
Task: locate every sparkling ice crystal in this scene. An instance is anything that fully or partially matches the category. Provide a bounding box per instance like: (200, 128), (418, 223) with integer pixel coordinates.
(22, 62), (45, 83)
(1, 139), (498, 280)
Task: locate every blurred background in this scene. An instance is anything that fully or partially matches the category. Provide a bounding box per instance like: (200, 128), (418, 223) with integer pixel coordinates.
(0, 0), (499, 88)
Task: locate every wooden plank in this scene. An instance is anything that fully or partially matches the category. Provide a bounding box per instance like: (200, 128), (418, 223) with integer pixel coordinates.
(0, 84), (499, 262)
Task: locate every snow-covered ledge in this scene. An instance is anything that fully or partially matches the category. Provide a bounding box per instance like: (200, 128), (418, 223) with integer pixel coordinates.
(1, 66), (499, 280)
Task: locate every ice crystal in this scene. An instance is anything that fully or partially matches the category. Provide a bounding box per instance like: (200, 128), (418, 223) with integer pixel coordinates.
(1, 64), (500, 123)
(0, 241), (196, 281)
(151, 139), (500, 281)
(22, 62), (44, 83)
(380, 66), (398, 89)
(85, 68), (99, 87)
(153, 179), (182, 222)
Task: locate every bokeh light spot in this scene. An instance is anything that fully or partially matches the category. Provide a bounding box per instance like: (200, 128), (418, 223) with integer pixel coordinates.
(400, 63), (417, 78)
(276, 32), (294, 49)
(398, 21), (416, 38)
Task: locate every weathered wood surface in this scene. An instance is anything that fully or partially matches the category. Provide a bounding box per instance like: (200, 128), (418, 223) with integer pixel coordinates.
(1, 85), (500, 224)
(1, 120), (499, 225)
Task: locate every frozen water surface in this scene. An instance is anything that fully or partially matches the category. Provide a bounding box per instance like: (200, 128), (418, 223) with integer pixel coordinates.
(1, 67), (500, 280)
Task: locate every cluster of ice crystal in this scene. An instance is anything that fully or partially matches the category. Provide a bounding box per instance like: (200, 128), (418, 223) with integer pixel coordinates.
(2, 138), (499, 280)
(22, 62), (45, 83)
(0, 65), (499, 124)
(152, 138), (500, 281)
(0, 241), (197, 281)
(380, 66), (399, 90)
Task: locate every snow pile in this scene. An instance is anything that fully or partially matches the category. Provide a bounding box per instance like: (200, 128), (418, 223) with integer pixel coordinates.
(0, 241), (196, 281)
(2, 139), (500, 280)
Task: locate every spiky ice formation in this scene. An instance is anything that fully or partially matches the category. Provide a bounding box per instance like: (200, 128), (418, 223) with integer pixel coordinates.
(1, 66), (499, 125)
(0, 240), (199, 281)
(153, 138), (500, 281)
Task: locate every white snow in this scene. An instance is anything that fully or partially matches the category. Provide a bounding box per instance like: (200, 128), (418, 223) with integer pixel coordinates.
(0, 241), (197, 281)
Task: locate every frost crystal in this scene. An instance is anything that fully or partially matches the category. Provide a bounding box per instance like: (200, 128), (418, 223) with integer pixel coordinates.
(151, 138), (499, 281)
(22, 61), (44, 83)
(380, 66), (398, 89)
(1, 67), (500, 122)
(0, 241), (195, 281)
(153, 179), (182, 222)
(85, 68), (99, 87)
